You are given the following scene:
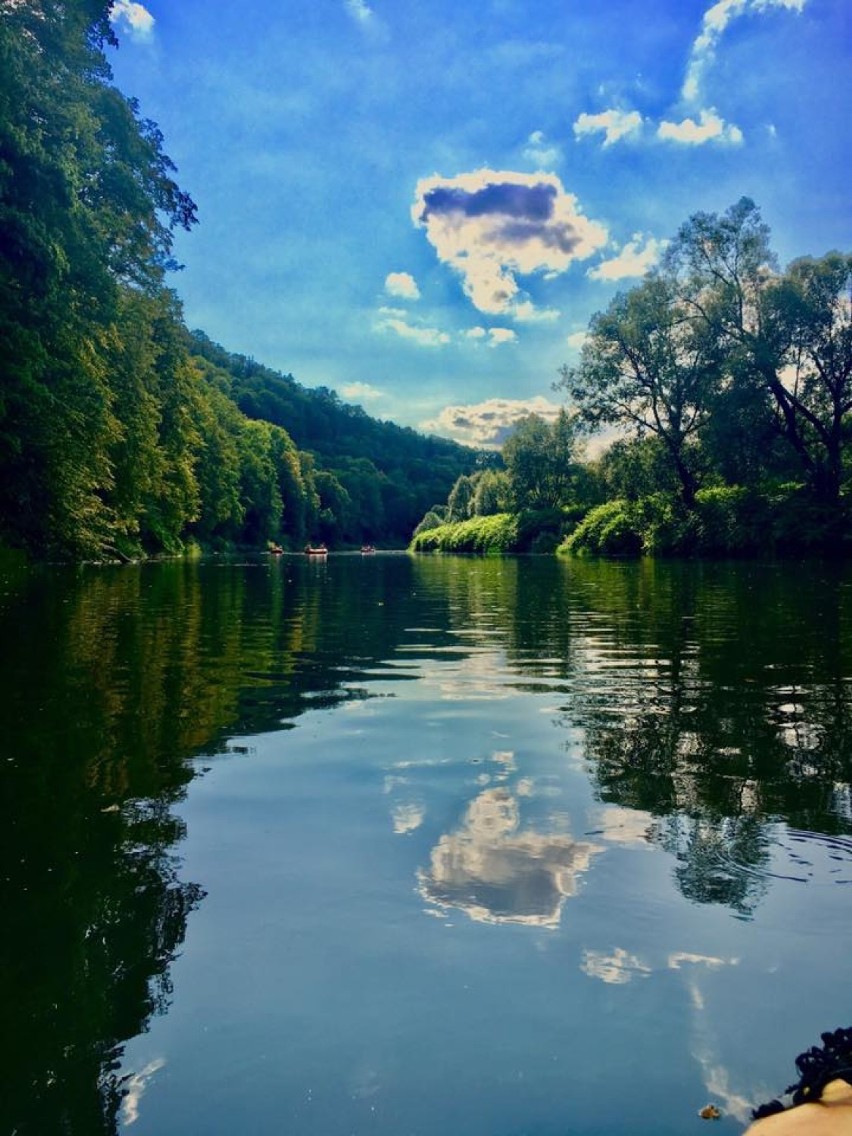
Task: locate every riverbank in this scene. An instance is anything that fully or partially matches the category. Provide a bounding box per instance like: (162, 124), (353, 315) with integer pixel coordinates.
(409, 486), (852, 558)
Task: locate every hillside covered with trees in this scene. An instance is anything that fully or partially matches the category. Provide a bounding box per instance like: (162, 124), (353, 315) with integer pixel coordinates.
(413, 200), (852, 558)
(0, 0), (476, 560)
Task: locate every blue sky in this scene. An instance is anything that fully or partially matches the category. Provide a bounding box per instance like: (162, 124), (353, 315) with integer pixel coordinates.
(108, 0), (850, 447)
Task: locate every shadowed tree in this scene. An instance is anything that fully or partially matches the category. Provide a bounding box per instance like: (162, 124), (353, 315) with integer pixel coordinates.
(559, 275), (722, 508)
(665, 199), (852, 503)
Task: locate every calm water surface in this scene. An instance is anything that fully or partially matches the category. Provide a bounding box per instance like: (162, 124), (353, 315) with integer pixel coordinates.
(2, 553), (851, 1135)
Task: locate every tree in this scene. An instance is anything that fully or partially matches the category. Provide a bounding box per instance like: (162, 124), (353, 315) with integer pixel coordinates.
(0, 0), (196, 556)
(559, 277), (721, 507)
(500, 411), (578, 510)
(472, 469), (511, 516)
(665, 199), (852, 503)
(446, 475), (475, 521)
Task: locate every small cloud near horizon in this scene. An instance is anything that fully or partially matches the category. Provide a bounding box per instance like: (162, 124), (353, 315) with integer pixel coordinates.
(340, 381), (383, 402)
(588, 234), (666, 280)
(423, 395), (563, 448)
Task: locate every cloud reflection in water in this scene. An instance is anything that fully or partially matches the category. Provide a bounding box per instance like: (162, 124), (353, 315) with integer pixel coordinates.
(418, 787), (601, 927)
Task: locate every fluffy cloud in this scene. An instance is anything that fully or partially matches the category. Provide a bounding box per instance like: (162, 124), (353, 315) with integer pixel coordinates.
(412, 169), (607, 318)
(588, 234), (666, 280)
(523, 130), (561, 168)
(463, 327), (517, 347)
(657, 109), (743, 145)
(573, 109), (644, 146)
(344, 0), (373, 23)
(682, 0), (806, 103)
(566, 331), (588, 351)
(110, 0), (155, 40)
(512, 300), (561, 322)
(375, 307), (449, 347)
(418, 788), (601, 927)
(487, 328), (517, 347)
(384, 272), (420, 300)
(340, 381), (383, 402)
(422, 396), (563, 449)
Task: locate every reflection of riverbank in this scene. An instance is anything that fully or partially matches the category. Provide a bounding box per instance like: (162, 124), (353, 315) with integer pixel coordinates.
(418, 787), (601, 927)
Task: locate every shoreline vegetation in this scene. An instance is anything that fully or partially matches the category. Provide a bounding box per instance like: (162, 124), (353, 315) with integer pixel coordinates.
(2, 7), (849, 565)
(409, 202), (852, 559)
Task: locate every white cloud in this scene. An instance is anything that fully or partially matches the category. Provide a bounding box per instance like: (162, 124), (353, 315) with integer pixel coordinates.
(344, 0), (373, 23)
(588, 234), (667, 280)
(487, 328), (517, 347)
(393, 804), (425, 834)
(465, 327), (487, 339)
(512, 300), (561, 323)
(682, 0), (806, 104)
(375, 308), (450, 347)
(573, 109), (644, 146)
(384, 271), (420, 300)
(422, 396), (563, 449)
(657, 108), (743, 144)
(412, 169), (608, 318)
(566, 331), (588, 351)
(523, 129), (562, 168)
(340, 381), (383, 402)
(110, 0), (155, 40)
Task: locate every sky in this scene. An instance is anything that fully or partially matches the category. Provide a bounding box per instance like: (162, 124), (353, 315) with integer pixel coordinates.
(107, 0), (851, 448)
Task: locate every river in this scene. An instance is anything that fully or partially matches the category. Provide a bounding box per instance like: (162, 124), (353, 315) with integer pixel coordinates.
(1, 552), (851, 1135)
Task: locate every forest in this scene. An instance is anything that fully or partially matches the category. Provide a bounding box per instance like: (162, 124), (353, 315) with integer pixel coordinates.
(0, 0), (476, 560)
(413, 201), (852, 557)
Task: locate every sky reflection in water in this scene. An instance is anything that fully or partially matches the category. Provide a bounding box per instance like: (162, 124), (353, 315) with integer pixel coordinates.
(1, 554), (851, 1135)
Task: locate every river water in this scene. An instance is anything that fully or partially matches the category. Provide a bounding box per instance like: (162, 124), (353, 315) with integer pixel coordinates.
(1, 552), (851, 1135)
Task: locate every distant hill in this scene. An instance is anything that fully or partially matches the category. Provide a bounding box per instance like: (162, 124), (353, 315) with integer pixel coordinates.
(188, 331), (479, 546)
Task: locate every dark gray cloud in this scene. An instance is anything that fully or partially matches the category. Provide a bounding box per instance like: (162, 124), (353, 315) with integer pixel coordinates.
(420, 181), (557, 224)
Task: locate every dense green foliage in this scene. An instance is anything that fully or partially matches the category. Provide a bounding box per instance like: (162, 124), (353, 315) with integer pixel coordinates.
(188, 333), (475, 545)
(560, 484), (852, 557)
(552, 199), (852, 556)
(409, 509), (570, 554)
(410, 412), (589, 553)
(409, 513), (520, 553)
(0, 2), (475, 559)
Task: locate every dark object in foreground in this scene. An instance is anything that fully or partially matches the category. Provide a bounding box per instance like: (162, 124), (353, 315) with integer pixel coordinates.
(751, 1028), (852, 1122)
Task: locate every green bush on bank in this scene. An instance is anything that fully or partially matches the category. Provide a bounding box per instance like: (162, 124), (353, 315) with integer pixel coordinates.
(560, 484), (852, 557)
(558, 500), (643, 556)
(409, 513), (519, 553)
(409, 508), (573, 554)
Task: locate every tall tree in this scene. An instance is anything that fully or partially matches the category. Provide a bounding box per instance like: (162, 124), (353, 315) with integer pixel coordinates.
(501, 412), (579, 510)
(560, 276), (721, 507)
(665, 199), (852, 503)
(0, 0), (196, 556)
